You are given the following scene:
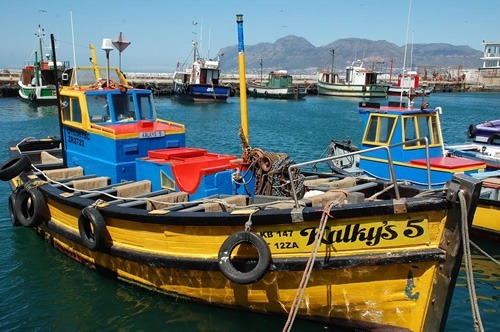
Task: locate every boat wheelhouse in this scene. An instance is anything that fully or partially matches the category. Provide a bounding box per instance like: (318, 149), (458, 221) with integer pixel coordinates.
(356, 101), (485, 188)
(247, 70), (307, 99)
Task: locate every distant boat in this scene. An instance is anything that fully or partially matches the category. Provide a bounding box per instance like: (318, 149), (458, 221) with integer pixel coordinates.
(247, 70), (307, 100)
(467, 119), (500, 145)
(317, 50), (388, 98)
(172, 41), (230, 102)
(445, 119), (500, 170)
(18, 25), (69, 105)
(387, 71), (433, 97)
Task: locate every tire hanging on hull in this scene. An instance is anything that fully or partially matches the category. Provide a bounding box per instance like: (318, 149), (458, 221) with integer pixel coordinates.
(218, 231), (271, 285)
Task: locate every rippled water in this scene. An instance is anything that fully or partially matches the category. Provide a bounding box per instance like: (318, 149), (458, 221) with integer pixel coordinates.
(0, 93), (499, 331)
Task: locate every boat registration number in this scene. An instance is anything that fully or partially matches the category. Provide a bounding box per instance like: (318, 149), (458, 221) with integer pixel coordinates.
(139, 131), (165, 139)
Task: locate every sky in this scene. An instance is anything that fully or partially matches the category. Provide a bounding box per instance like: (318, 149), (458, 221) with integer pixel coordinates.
(1, 0), (498, 72)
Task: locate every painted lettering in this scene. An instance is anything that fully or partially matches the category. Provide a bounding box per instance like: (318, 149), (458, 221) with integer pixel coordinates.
(259, 231), (274, 238)
(403, 219), (425, 238)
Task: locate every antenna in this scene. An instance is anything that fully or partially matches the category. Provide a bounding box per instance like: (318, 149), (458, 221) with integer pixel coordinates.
(401, 0), (412, 106)
(70, 11), (78, 85)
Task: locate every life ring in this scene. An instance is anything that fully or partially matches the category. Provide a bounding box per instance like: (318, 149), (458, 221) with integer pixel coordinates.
(13, 187), (49, 227)
(78, 207), (106, 251)
(0, 155), (32, 181)
(487, 133), (500, 144)
(8, 186), (24, 226)
(218, 231), (271, 285)
(467, 124), (477, 138)
(29, 91), (37, 102)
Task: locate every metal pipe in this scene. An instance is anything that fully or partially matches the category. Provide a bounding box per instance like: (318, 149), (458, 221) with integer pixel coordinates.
(50, 33), (67, 167)
(236, 14), (249, 147)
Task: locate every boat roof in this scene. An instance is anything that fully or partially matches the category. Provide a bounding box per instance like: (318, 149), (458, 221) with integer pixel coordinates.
(358, 101), (436, 115)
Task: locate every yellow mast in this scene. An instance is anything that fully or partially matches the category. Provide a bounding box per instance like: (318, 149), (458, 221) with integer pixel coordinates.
(89, 44), (101, 79)
(236, 14), (249, 145)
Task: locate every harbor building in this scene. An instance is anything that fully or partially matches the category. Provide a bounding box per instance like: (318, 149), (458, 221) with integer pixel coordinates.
(479, 41), (500, 88)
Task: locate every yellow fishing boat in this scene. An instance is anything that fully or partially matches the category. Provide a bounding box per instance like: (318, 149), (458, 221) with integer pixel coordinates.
(0, 16), (483, 331)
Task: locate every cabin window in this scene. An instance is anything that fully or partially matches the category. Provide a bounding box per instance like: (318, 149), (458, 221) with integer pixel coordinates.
(403, 117), (418, 146)
(112, 94), (136, 122)
(61, 96), (82, 123)
(363, 114), (397, 145)
(430, 116), (441, 145)
(402, 115), (442, 148)
(87, 95), (111, 123)
(137, 94), (153, 120)
(200, 69), (207, 84)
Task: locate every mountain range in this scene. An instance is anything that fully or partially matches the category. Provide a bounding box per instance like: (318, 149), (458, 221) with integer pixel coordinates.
(217, 36), (483, 75)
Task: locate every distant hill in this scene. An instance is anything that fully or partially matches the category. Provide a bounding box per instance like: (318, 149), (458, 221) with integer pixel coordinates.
(217, 36), (483, 75)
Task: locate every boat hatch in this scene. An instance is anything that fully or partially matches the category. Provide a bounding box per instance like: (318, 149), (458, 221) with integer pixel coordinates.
(410, 157), (486, 170)
(136, 148), (243, 199)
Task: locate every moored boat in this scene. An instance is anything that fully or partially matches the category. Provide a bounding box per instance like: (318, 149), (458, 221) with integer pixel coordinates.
(247, 70), (307, 99)
(466, 119), (500, 145)
(469, 171), (500, 239)
(18, 25), (69, 105)
(445, 143), (500, 170)
(172, 39), (230, 102)
(323, 100), (499, 239)
(318, 50), (388, 98)
(387, 70), (433, 97)
(0, 19), (484, 331)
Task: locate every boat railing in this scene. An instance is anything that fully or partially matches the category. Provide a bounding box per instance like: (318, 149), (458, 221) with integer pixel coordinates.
(287, 137), (433, 208)
(389, 137), (432, 190)
(288, 145), (400, 208)
(90, 123), (116, 134)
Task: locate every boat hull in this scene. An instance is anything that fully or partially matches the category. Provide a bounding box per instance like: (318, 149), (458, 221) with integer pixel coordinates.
(247, 85), (307, 100)
(318, 82), (388, 98)
(26, 182), (470, 331)
(173, 83), (230, 102)
(473, 198), (500, 239)
(467, 120), (500, 145)
(446, 143), (500, 170)
(18, 82), (58, 105)
(2, 138), (481, 332)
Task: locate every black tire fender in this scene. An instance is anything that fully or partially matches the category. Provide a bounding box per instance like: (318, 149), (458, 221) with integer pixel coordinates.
(467, 124), (477, 138)
(487, 133), (500, 144)
(14, 187), (49, 227)
(0, 155), (32, 181)
(218, 231), (271, 285)
(9, 186), (24, 227)
(29, 91), (37, 102)
(78, 207), (106, 251)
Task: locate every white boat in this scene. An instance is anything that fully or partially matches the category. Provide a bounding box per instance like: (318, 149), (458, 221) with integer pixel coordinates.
(172, 41), (230, 102)
(387, 71), (433, 97)
(318, 53), (388, 98)
(446, 143), (500, 170)
(18, 25), (69, 105)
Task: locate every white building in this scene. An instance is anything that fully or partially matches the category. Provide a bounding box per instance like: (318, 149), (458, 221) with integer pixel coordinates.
(479, 41), (500, 87)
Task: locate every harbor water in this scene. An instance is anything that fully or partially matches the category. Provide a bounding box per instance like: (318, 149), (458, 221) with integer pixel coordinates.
(0, 93), (499, 331)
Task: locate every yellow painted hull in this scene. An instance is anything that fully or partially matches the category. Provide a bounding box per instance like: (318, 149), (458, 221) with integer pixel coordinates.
(39, 195), (461, 331)
(472, 201), (500, 236)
